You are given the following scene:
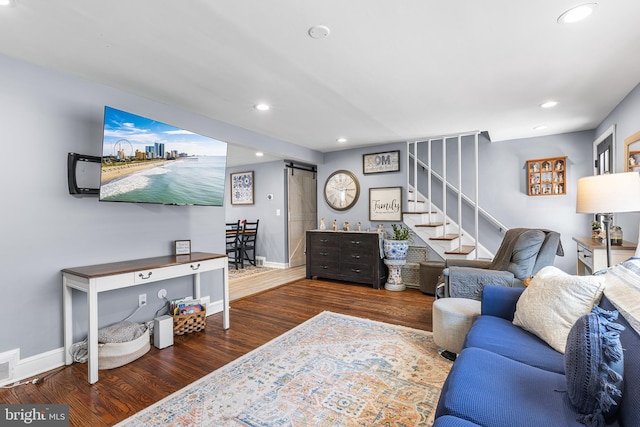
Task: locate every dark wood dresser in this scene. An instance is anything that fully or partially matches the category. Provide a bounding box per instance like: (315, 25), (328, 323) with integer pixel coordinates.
(306, 230), (387, 289)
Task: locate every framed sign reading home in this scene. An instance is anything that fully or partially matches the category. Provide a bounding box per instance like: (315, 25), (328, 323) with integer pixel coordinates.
(363, 150), (400, 174)
(230, 171), (254, 205)
(369, 186), (403, 221)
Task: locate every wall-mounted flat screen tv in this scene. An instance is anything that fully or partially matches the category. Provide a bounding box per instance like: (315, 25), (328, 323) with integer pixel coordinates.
(99, 106), (227, 206)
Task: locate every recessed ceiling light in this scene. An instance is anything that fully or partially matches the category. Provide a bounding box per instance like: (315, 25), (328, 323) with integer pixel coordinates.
(534, 125), (548, 131)
(558, 3), (597, 24)
(337, 137), (347, 143)
(0, 0), (16, 6)
(308, 25), (331, 39)
(540, 101), (558, 108)
(255, 152), (264, 157)
(254, 103), (270, 111)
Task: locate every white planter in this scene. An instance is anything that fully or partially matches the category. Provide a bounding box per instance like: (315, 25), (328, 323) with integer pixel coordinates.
(383, 239), (409, 291)
(383, 239), (409, 260)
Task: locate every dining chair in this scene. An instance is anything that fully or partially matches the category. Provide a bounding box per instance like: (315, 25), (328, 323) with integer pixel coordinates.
(225, 220), (242, 269)
(240, 219), (259, 267)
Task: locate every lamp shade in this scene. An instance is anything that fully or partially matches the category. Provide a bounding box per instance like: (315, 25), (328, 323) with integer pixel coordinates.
(576, 172), (640, 214)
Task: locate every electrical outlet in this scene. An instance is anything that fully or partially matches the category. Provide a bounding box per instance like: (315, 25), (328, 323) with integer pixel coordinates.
(138, 294), (147, 307)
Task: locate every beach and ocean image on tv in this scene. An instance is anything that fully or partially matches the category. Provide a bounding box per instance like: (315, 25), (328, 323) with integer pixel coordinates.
(99, 106), (228, 206)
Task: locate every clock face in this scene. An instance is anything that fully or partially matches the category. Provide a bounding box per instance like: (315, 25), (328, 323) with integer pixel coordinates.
(324, 170), (360, 211)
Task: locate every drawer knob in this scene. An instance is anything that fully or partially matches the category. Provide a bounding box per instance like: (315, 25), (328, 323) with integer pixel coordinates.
(352, 255), (361, 259)
(138, 272), (153, 280)
(320, 252), (328, 256)
(190, 263), (201, 270)
(351, 269), (361, 273)
(351, 240), (361, 245)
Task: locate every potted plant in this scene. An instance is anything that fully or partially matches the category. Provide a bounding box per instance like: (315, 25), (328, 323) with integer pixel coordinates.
(383, 224), (411, 260)
(591, 221), (602, 240)
(383, 224), (411, 291)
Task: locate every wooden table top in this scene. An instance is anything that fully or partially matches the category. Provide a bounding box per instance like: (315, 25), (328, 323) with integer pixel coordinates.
(62, 252), (226, 278)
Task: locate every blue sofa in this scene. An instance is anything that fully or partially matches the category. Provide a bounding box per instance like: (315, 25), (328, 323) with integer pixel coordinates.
(433, 270), (640, 427)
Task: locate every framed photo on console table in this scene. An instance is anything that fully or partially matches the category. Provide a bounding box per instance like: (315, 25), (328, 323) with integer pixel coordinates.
(230, 171), (254, 205)
(174, 240), (191, 255)
(363, 150), (400, 174)
(369, 186), (403, 221)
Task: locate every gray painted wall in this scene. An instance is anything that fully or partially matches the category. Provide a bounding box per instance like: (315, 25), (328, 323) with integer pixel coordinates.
(0, 54), (320, 360)
(225, 161), (289, 264)
(596, 82), (640, 245)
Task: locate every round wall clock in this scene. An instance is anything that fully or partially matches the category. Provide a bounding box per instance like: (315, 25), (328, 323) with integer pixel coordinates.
(324, 170), (360, 211)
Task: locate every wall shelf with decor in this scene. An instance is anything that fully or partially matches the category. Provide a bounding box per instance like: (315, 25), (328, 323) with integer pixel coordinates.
(527, 156), (566, 196)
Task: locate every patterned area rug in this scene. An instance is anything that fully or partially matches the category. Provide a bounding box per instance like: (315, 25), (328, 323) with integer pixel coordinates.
(116, 311), (452, 427)
(228, 265), (277, 280)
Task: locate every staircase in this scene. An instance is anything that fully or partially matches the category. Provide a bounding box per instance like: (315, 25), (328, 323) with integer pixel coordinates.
(402, 132), (508, 262)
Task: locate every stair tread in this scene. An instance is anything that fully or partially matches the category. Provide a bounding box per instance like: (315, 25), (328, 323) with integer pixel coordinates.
(444, 245), (476, 255)
(402, 211), (438, 215)
(417, 222), (450, 228)
(429, 233), (461, 241)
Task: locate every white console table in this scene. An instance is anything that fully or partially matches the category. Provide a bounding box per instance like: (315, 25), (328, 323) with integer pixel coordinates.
(62, 252), (229, 384)
(573, 237), (637, 275)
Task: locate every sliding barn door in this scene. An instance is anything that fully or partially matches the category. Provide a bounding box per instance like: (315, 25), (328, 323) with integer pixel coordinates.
(287, 168), (317, 267)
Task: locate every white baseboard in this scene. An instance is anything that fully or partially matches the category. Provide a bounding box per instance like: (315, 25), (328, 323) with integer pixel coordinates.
(9, 298), (225, 383)
(13, 348), (65, 385)
(264, 261), (288, 269)
(205, 298), (224, 317)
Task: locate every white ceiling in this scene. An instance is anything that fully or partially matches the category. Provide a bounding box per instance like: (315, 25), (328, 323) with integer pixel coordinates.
(1, 1), (640, 156)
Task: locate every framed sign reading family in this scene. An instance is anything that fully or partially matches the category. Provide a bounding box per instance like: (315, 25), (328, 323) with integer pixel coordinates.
(369, 186), (403, 221)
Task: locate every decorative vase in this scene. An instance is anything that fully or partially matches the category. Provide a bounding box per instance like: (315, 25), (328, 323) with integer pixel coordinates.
(383, 239), (409, 291)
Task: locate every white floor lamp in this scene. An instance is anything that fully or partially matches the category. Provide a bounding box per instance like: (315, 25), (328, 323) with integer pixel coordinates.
(576, 172), (640, 267)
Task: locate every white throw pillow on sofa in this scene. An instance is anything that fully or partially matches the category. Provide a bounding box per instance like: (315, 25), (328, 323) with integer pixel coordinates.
(512, 266), (605, 353)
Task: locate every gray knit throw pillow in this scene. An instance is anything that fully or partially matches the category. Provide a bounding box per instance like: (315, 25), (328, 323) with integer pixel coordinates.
(564, 306), (624, 427)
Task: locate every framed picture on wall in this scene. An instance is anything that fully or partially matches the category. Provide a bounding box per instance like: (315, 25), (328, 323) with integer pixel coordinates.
(369, 186), (403, 221)
(363, 150), (400, 174)
(230, 171), (254, 205)
(625, 130), (640, 172)
(526, 156), (566, 196)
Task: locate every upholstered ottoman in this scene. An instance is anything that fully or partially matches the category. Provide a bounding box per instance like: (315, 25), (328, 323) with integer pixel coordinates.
(433, 297), (481, 359)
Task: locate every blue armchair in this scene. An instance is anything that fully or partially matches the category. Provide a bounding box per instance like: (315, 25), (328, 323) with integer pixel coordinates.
(437, 228), (563, 300)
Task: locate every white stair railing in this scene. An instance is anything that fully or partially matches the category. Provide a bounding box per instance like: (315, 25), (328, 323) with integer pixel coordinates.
(406, 131), (508, 260)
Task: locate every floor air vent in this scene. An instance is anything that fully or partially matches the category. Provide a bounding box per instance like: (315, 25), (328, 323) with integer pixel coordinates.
(0, 349), (18, 386)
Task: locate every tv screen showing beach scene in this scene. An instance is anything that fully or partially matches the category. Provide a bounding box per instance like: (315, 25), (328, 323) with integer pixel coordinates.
(99, 106), (227, 206)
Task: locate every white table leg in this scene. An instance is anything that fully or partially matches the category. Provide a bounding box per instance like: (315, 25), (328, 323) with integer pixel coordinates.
(193, 271), (201, 299)
(223, 262), (229, 329)
(87, 285), (99, 384)
(62, 275), (73, 366)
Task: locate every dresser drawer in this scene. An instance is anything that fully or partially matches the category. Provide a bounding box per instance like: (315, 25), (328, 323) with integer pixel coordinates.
(340, 262), (373, 280)
(309, 260), (340, 276)
(576, 246), (594, 270)
(134, 259), (217, 284)
(308, 233), (339, 249)
(340, 236), (374, 251)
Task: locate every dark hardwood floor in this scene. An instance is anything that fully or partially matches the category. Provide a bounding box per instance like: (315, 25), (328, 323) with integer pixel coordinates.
(1, 278), (435, 427)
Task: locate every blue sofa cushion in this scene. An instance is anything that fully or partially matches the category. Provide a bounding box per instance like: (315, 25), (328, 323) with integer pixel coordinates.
(481, 285), (525, 320)
(464, 315), (565, 374)
(565, 306), (625, 426)
(432, 415), (481, 427)
(436, 347), (585, 427)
